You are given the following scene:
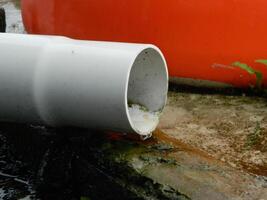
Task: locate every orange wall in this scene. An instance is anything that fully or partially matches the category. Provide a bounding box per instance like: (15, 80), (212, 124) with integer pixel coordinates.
(22, 0), (267, 87)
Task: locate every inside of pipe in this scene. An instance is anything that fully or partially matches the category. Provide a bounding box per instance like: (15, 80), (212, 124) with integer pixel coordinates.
(127, 48), (168, 137)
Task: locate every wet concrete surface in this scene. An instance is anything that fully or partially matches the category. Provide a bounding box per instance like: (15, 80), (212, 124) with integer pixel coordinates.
(0, 123), (266, 200)
(0, 124), (191, 200)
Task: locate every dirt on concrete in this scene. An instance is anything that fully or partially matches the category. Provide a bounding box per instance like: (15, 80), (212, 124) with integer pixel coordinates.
(159, 90), (267, 177)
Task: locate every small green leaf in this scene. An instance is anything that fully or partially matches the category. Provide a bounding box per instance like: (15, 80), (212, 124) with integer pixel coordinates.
(254, 71), (263, 88)
(232, 61), (255, 74)
(232, 61), (263, 88)
(255, 59), (267, 66)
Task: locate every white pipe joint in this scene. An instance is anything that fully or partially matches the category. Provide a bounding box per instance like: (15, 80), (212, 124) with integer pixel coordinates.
(0, 33), (168, 137)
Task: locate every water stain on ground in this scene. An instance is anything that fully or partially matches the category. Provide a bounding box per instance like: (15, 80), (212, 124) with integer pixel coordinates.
(159, 91), (267, 177)
(1, 124), (266, 200)
(108, 130), (267, 200)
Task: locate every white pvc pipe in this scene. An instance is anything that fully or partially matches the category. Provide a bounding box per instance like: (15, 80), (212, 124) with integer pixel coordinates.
(0, 33), (168, 137)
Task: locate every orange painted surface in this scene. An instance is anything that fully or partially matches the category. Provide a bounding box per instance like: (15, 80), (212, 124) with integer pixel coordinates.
(21, 0), (267, 88)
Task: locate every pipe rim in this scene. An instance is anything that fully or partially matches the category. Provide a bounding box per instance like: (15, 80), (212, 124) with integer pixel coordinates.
(125, 45), (168, 136)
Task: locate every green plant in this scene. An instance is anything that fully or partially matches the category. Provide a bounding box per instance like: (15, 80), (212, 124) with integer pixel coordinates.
(232, 61), (263, 88)
(255, 59), (267, 66)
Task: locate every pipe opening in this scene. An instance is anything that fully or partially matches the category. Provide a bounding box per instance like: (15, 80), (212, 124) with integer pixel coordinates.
(127, 47), (168, 137)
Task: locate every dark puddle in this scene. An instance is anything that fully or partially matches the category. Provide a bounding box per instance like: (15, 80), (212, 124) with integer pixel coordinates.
(0, 123), (189, 200)
(0, 124), (137, 200)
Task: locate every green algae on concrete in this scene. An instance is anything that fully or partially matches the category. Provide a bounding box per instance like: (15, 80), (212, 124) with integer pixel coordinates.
(96, 131), (267, 200)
